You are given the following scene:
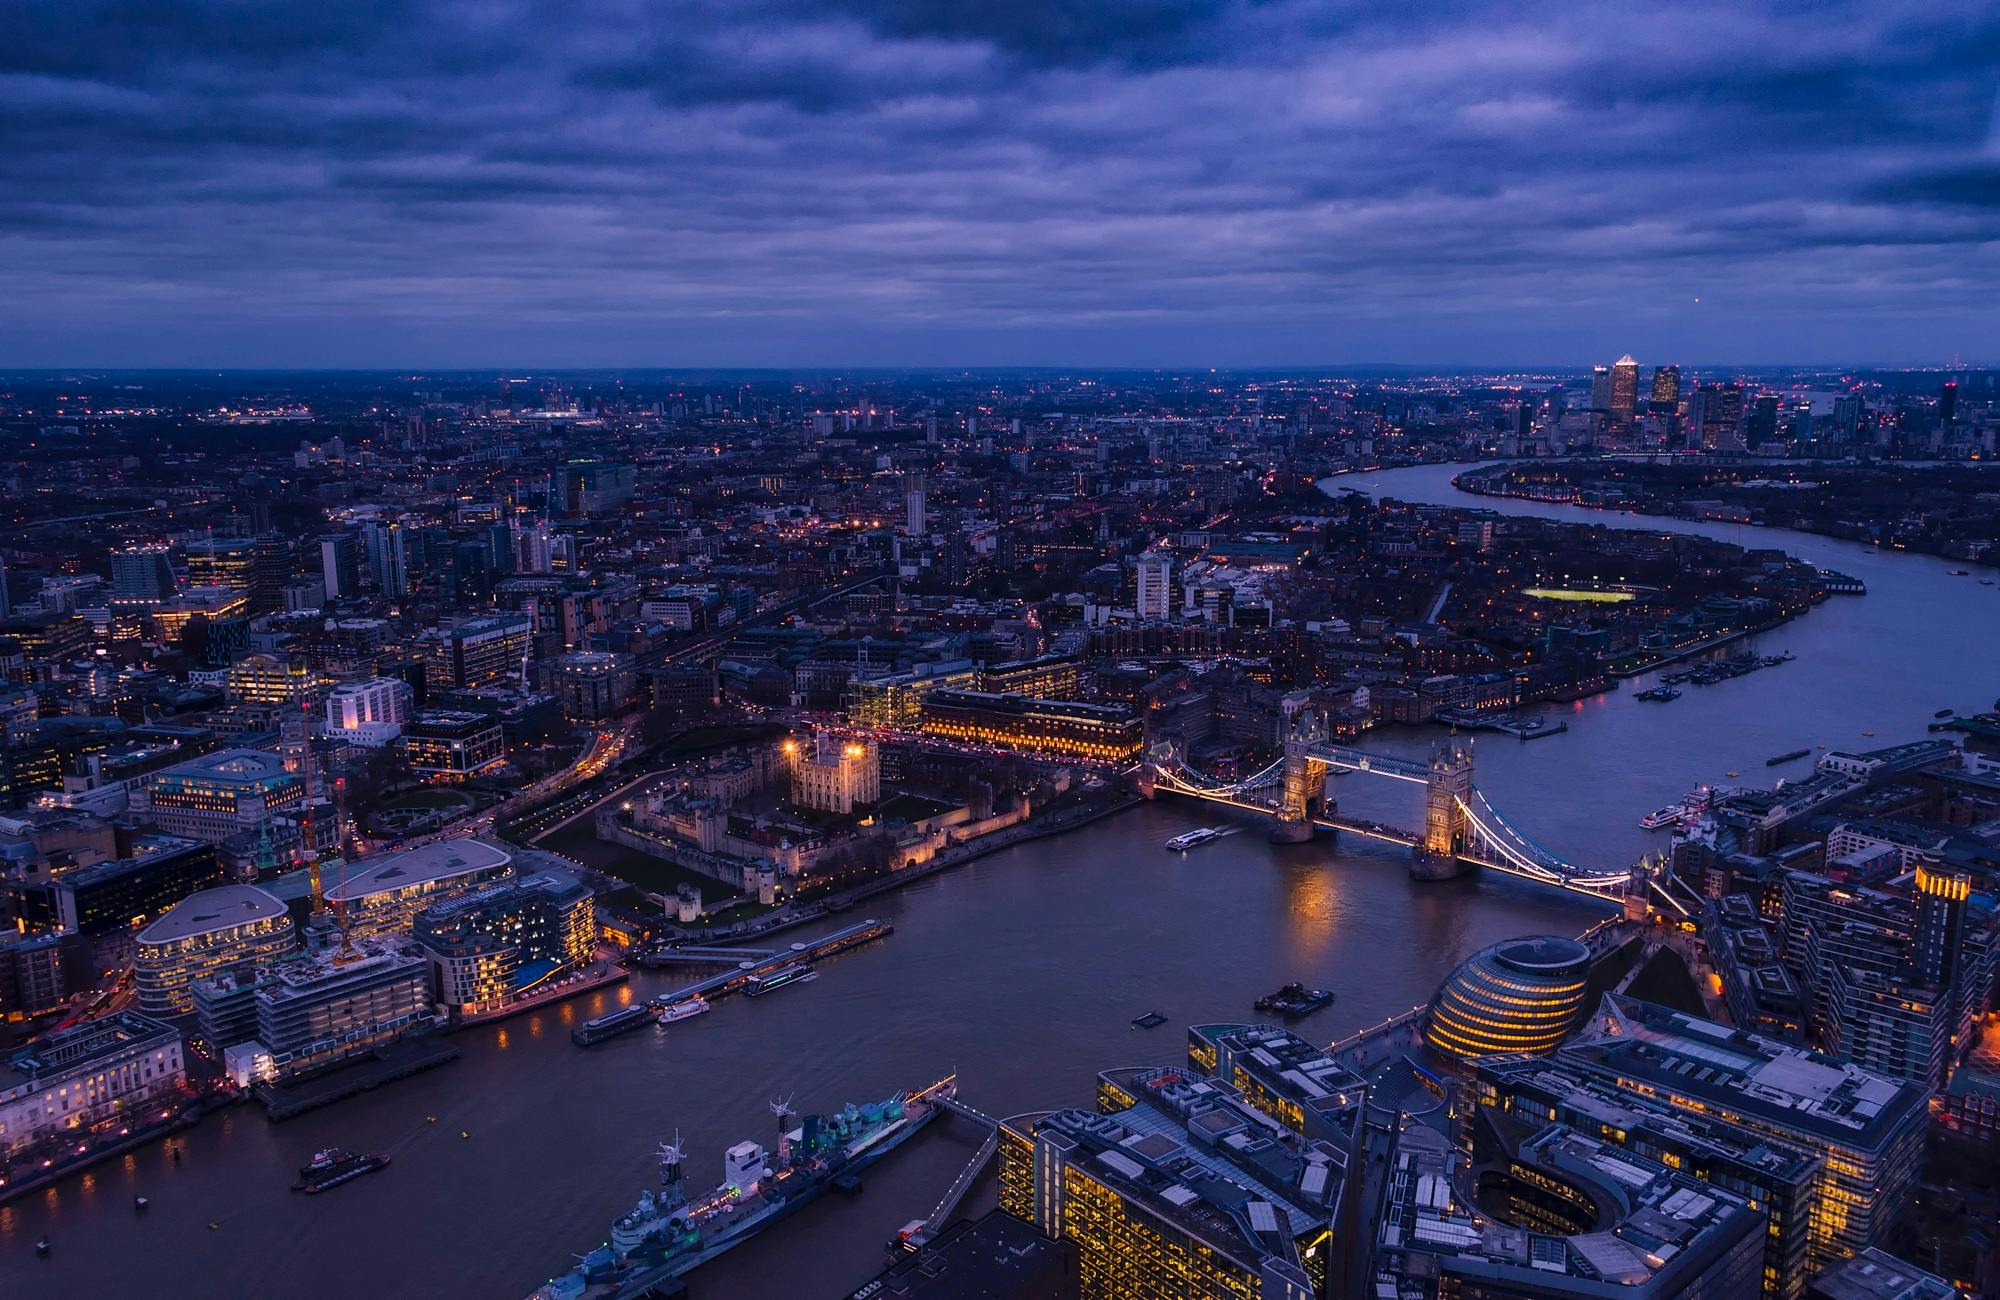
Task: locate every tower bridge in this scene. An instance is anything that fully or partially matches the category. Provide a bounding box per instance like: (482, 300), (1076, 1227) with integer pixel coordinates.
(1143, 712), (1642, 903)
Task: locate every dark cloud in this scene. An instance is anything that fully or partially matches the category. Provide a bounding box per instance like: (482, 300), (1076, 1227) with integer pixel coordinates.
(0, 0), (1995, 366)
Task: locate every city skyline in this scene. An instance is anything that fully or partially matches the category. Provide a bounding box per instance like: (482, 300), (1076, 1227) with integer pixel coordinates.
(7, 1), (1998, 368)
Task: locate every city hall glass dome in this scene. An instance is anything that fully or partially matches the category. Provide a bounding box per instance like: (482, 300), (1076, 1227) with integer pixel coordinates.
(1423, 935), (1592, 1062)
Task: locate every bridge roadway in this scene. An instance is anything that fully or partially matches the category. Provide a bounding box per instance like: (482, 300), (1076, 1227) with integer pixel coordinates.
(1149, 740), (1633, 901)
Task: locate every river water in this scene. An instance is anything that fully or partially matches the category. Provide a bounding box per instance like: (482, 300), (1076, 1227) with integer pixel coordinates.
(6, 462), (1996, 1299)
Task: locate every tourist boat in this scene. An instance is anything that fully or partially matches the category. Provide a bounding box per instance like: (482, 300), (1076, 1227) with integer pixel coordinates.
(292, 1148), (391, 1194)
(1948, 569), (1969, 576)
(1131, 1010), (1168, 1029)
(1638, 805), (1685, 830)
(653, 994), (712, 1024)
(744, 964), (817, 998)
(1635, 687), (1681, 703)
(1165, 827), (1224, 851)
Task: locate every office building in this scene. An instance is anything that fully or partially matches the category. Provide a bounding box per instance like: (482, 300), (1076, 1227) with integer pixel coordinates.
(918, 690), (1142, 762)
(0, 929), (90, 1021)
(902, 471), (927, 536)
(0, 1011), (185, 1160)
(50, 834), (224, 936)
(411, 869), (592, 1016)
(318, 533), (360, 601)
(1470, 1054), (1820, 1299)
(549, 460), (636, 515)
(183, 536), (255, 591)
(1590, 365), (1613, 412)
(361, 519), (409, 597)
(215, 938), (436, 1083)
(247, 532), (293, 614)
(1374, 1121), (1764, 1299)
(134, 883), (294, 1015)
(399, 710), (505, 779)
(322, 838), (514, 938)
(143, 748), (305, 844)
(998, 1064), (1348, 1300)
(110, 544), (178, 608)
(786, 734), (880, 814)
(325, 676), (414, 746)
(554, 651), (632, 723)
(225, 653), (319, 706)
(1559, 996), (1928, 1265)
(1423, 935), (1591, 1062)
(1134, 551), (1174, 619)
(1650, 364), (1682, 413)
(419, 612), (531, 690)
(1611, 354), (1640, 420)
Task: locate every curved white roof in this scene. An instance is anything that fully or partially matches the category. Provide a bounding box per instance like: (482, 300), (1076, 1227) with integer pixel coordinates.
(138, 884), (288, 944)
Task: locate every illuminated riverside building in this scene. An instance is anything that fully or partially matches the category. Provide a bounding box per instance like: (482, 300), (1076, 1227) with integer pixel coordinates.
(997, 1064), (1348, 1300)
(1375, 1120), (1764, 1299)
(411, 870), (592, 1017)
(322, 839), (514, 938)
(1558, 997), (1928, 1266)
(196, 938), (435, 1084)
(0, 1012), (185, 1161)
(1422, 935), (1591, 1062)
(785, 733), (880, 814)
(917, 690), (1142, 763)
(143, 748), (305, 844)
(1186, 1023), (1367, 1148)
(134, 884), (295, 1015)
(1469, 1055), (1820, 1300)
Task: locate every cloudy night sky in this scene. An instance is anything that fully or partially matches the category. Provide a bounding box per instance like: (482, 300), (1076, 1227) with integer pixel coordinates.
(5, 0), (1997, 369)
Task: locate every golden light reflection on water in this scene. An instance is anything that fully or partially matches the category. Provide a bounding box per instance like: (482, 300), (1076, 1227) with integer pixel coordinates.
(495, 1029), (510, 1051)
(1285, 867), (1340, 947)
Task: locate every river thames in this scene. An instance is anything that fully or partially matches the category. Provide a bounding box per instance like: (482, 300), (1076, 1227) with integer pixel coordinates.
(5, 462), (1996, 1299)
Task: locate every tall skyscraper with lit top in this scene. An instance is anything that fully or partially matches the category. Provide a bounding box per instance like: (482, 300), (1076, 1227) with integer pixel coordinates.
(1611, 354), (1640, 420)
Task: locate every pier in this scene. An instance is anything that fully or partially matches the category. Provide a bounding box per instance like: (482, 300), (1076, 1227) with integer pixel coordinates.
(650, 919), (894, 1004)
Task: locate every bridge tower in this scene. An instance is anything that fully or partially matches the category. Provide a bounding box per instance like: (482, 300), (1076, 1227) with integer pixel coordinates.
(1270, 710), (1330, 843)
(1412, 738), (1474, 879)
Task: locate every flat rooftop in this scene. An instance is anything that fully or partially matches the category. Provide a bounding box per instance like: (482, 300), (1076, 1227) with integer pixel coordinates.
(325, 838), (513, 903)
(138, 883), (288, 945)
(1559, 996), (1927, 1152)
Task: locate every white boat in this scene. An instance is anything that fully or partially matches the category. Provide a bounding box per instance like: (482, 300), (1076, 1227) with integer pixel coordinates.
(1638, 805), (1685, 831)
(1165, 827), (1224, 851)
(653, 994), (712, 1024)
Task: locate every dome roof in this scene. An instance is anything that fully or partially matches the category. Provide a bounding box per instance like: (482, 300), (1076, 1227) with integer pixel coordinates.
(1424, 935), (1592, 1063)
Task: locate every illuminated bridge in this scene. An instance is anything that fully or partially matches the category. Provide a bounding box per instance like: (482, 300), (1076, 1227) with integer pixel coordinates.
(1143, 712), (1643, 903)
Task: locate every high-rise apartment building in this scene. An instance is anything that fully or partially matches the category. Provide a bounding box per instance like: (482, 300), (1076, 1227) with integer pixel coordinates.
(110, 544), (178, 607)
(1134, 550), (1174, 619)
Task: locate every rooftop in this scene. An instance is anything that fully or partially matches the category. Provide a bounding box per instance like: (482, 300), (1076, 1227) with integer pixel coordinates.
(151, 746), (293, 786)
(325, 838), (513, 903)
(137, 883), (288, 945)
(1558, 996), (1928, 1153)
(1378, 1121), (1760, 1295)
